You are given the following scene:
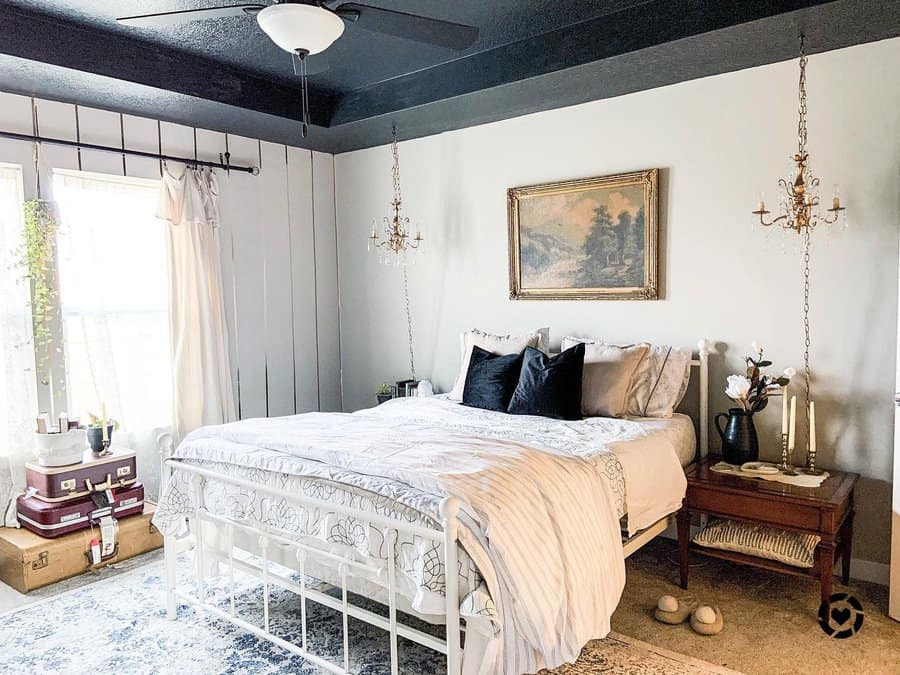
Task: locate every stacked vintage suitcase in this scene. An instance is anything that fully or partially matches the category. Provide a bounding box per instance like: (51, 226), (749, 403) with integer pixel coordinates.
(17, 449), (145, 539)
(0, 448), (162, 593)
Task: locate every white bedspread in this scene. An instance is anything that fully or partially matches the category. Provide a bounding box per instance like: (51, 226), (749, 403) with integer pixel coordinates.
(164, 397), (687, 674)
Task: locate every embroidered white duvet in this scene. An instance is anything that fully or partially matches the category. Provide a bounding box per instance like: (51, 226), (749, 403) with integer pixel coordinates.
(155, 397), (687, 674)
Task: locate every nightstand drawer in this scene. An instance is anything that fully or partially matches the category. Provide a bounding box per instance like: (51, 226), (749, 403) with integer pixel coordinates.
(687, 487), (821, 531)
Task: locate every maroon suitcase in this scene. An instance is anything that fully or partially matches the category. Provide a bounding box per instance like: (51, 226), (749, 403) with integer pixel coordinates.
(25, 448), (138, 503)
(16, 483), (145, 538)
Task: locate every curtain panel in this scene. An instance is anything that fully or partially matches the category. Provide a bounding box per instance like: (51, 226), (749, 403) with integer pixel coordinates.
(158, 167), (236, 443)
(0, 165), (39, 526)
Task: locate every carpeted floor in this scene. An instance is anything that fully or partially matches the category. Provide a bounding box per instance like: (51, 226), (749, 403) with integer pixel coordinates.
(1, 551), (734, 675)
(614, 539), (900, 675)
(3, 538), (897, 674)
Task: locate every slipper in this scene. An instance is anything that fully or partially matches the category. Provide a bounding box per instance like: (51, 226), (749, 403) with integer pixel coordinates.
(690, 605), (724, 635)
(653, 594), (698, 624)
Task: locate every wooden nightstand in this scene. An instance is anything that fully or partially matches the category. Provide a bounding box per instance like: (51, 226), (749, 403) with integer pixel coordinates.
(677, 456), (858, 604)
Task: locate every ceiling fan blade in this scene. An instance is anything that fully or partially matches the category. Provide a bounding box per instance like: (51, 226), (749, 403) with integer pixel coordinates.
(333, 3), (478, 50)
(117, 4), (266, 29)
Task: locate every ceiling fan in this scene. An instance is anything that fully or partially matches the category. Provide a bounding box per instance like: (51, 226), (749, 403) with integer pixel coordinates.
(117, 1), (479, 137)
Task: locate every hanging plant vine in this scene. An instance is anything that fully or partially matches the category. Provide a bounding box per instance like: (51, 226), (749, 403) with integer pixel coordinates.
(17, 198), (59, 385)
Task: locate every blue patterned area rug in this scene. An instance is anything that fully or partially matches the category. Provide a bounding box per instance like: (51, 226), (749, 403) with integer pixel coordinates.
(0, 559), (738, 674)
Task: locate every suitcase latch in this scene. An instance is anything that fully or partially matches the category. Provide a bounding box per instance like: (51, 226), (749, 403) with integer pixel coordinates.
(60, 478), (76, 492)
(116, 466), (131, 477)
(32, 551), (48, 570)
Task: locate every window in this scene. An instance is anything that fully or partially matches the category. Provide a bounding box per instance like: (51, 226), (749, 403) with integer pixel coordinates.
(53, 170), (171, 432)
(0, 164), (38, 470)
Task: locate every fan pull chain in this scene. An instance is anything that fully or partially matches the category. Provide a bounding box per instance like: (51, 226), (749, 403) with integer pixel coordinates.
(295, 49), (311, 138)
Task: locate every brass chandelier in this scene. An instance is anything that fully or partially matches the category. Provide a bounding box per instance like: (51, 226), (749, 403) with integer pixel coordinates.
(753, 36), (845, 232)
(368, 124), (422, 262)
(752, 35), (847, 474)
(367, 124), (422, 381)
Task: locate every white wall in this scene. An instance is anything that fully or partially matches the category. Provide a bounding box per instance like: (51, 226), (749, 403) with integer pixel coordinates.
(0, 92), (341, 498)
(334, 38), (900, 566)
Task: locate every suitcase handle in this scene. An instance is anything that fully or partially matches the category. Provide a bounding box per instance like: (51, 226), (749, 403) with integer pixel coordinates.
(83, 543), (119, 568)
(84, 474), (129, 494)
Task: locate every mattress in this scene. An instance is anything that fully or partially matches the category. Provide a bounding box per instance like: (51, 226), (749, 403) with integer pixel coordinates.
(631, 412), (697, 468)
(154, 398), (690, 646)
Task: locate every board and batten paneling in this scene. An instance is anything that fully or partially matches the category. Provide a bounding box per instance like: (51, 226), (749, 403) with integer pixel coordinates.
(0, 91), (341, 495)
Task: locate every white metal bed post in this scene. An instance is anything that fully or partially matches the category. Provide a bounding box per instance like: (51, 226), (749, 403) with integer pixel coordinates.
(440, 497), (462, 675)
(698, 339), (710, 459)
(157, 431), (179, 620)
(386, 530), (399, 675)
(192, 474), (207, 604)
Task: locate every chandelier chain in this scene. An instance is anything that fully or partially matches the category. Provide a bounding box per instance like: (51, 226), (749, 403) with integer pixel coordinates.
(402, 262), (416, 381)
(802, 227), (811, 438)
(797, 36), (807, 156)
(391, 124), (402, 205)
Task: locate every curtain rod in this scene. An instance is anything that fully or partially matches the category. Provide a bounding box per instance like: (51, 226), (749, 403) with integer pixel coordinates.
(0, 129), (260, 175)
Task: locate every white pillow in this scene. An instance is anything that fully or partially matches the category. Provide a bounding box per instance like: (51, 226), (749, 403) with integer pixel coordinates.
(626, 344), (692, 418)
(561, 337), (649, 417)
(449, 327), (549, 401)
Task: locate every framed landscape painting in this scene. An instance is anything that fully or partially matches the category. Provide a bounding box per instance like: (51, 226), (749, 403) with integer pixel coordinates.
(507, 169), (658, 300)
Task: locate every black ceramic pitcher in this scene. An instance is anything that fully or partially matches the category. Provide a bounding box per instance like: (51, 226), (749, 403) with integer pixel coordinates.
(715, 408), (759, 464)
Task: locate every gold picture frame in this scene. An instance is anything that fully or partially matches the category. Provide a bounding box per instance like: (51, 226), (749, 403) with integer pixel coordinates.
(507, 168), (658, 300)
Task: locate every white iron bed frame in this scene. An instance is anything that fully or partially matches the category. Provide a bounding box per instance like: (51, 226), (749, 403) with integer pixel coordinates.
(158, 339), (711, 675)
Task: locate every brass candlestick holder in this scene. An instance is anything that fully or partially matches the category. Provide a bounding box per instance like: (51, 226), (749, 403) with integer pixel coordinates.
(779, 433), (799, 476)
(802, 448), (825, 476)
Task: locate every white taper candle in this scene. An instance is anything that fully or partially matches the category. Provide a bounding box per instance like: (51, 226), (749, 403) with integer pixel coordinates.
(781, 386), (789, 436)
(788, 396), (797, 450)
(809, 401), (817, 456)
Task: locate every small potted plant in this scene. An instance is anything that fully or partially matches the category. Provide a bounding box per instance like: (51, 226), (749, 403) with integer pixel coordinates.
(718, 342), (794, 464)
(86, 412), (118, 454)
(375, 383), (393, 405)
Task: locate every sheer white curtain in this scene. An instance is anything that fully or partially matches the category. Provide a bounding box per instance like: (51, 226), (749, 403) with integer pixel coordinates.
(0, 165), (39, 526)
(158, 167), (235, 442)
(54, 170), (171, 500)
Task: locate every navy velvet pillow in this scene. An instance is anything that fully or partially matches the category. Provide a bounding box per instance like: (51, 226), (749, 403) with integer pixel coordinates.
(462, 345), (524, 412)
(507, 343), (585, 420)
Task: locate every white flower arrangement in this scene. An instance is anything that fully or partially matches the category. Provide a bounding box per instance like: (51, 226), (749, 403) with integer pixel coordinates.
(725, 343), (793, 412)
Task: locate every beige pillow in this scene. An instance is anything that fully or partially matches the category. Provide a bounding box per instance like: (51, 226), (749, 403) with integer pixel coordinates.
(626, 345), (692, 418)
(449, 327), (549, 401)
(561, 337), (649, 417)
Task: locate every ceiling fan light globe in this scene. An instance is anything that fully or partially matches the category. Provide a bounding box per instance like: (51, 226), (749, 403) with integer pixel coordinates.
(256, 4), (345, 55)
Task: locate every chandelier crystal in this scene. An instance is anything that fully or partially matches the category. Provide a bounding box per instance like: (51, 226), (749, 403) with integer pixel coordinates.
(367, 125), (422, 265)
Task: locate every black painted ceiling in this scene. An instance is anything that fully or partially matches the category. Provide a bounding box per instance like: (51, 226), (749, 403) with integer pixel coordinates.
(0, 0), (898, 153)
